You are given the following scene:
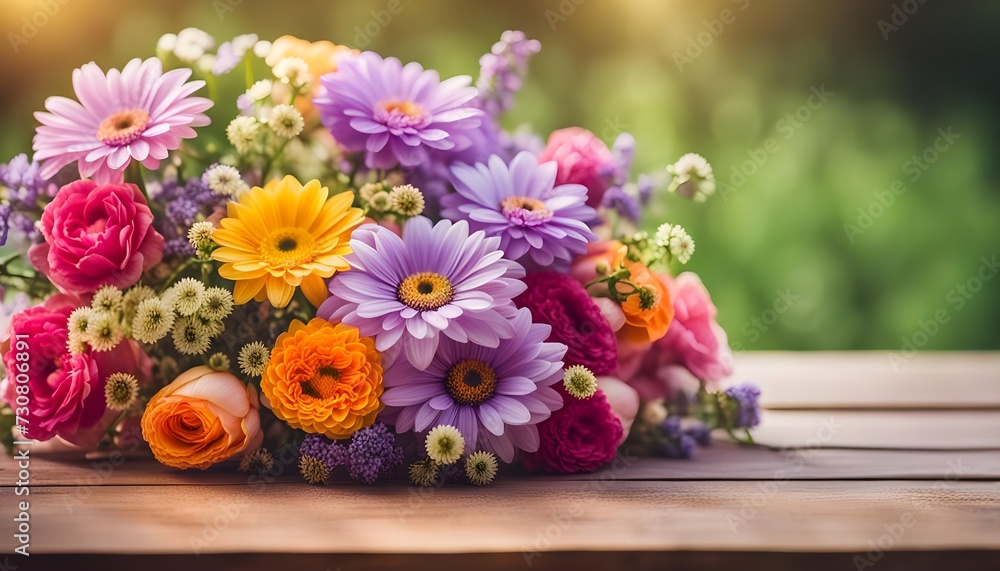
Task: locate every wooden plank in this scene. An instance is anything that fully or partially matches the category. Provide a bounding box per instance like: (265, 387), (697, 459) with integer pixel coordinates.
(5, 444), (1000, 487)
(751, 410), (1000, 450)
(5, 480), (999, 554)
(730, 352), (1000, 409)
(19, 551), (1000, 571)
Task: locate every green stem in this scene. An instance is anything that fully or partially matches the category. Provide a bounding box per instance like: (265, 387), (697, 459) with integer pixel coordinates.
(124, 161), (148, 200)
(244, 55), (254, 90)
(157, 259), (196, 294)
(262, 138), (293, 180)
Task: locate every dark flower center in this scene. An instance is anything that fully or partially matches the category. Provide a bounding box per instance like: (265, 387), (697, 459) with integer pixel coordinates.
(445, 359), (497, 406)
(397, 272), (454, 311)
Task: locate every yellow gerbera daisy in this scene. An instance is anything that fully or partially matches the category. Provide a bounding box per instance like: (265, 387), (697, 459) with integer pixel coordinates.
(212, 175), (363, 308)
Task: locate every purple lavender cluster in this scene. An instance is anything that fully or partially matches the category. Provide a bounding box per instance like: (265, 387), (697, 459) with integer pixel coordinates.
(600, 135), (655, 224)
(0, 154), (57, 245)
(298, 423), (403, 485)
(476, 30), (541, 117)
(659, 417), (713, 459)
(151, 177), (227, 257)
(725, 383), (762, 429)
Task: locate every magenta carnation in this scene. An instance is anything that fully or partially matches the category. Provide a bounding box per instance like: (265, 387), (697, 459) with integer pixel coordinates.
(33, 58), (212, 184)
(537, 127), (614, 209)
(523, 386), (623, 474)
(0, 296), (149, 443)
(514, 272), (618, 376)
(28, 179), (164, 295)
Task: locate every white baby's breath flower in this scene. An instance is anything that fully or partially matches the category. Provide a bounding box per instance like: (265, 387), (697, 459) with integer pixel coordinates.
(104, 372), (139, 411)
(169, 278), (206, 316)
(272, 57), (311, 89)
(227, 116), (260, 155)
(205, 164), (248, 196)
(157, 33), (178, 53)
(654, 223), (673, 248)
(87, 312), (123, 352)
(132, 297), (175, 344)
(668, 226), (695, 264)
(174, 27), (215, 62)
(267, 104), (305, 139)
(67, 306), (94, 338)
(369, 191), (391, 212)
(199, 287), (234, 321)
(358, 182), (381, 204)
(563, 365), (598, 399)
(207, 352), (231, 372)
(389, 184), (425, 217)
(172, 316), (211, 355)
(91, 285), (124, 315)
(123, 285), (156, 320)
(253, 40), (273, 59)
(425, 425), (464, 465)
(188, 221), (216, 250)
(667, 153), (716, 202)
(238, 342), (270, 377)
(247, 79), (273, 101)
(464, 451), (498, 486)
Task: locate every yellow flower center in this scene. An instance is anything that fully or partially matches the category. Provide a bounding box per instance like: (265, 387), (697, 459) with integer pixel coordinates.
(379, 98), (425, 119)
(302, 366), (342, 400)
(445, 359), (497, 406)
(259, 228), (316, 267)
(397, 272), (454, 311)
(97, 109), (150, 145)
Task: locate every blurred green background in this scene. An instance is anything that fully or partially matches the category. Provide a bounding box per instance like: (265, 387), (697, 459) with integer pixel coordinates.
(1, 0), (998, 351)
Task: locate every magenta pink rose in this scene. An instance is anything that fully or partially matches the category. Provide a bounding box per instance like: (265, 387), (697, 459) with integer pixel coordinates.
(29, 180), (164, 295)
(523, 386), (623, 474)
(538, 127), (613, 209)
(619, 272), (732, 400)
(0, 295), (151, 444)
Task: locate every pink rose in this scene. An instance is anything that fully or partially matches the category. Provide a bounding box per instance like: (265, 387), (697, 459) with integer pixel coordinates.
(620, 272), (732, 400)
(0, 295), (151, 444)
(596, 377), (640, 445)
(523, 386), (623, 474)
(29, 180), (164, 295)
(538, 127), (613, 208)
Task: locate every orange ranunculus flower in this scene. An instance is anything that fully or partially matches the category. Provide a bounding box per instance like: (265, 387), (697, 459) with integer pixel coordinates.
(261, 318), (383, 439)
(265, 36), (358, 119)
(141, 366), (263, 470)
(570, 240), (628, 286)
(618, 260), (674, 344)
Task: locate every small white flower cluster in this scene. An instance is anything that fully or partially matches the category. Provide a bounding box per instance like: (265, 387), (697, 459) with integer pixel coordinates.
(667, 153), (716, 202)
(116, 279), (236, 356)
(204, 165), (249, 197)
(226, 103), (305, 155)
(358, 178), (425, 220)
(654, 223), (696, 265)
(158, 28), (215, 64)
(272, 57), (312, 94)
(408, 424), (499, 487)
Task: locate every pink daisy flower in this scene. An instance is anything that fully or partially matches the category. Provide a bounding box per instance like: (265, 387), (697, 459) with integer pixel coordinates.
(33, 58), (213, 183)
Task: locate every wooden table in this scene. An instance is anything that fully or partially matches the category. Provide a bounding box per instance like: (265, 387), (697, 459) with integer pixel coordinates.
(3, 352), (999, 570)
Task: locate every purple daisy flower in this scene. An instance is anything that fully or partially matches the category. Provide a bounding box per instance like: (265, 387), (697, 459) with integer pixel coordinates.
(318, 216), (526, 370)
(441, 152), (598, 269)
(382, 308), (565, 462)
(315, 51), (483, 169)
(33, 58), (212, 184)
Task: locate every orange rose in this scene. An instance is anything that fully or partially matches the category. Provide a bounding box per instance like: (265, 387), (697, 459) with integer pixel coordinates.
(261, 318), (383, 439)
(141, 366), (263, 470)
(618, 260), (674, 344)
(265, 36), (358, 120)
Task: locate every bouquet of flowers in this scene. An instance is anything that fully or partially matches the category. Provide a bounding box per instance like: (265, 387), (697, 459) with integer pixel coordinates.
(0, 29), (760, 486)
